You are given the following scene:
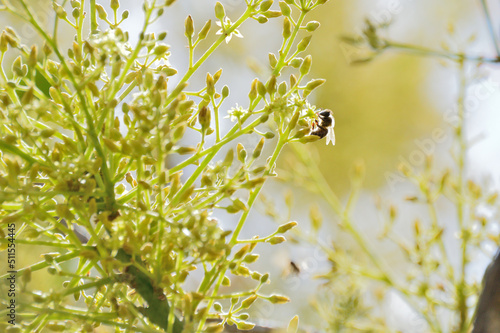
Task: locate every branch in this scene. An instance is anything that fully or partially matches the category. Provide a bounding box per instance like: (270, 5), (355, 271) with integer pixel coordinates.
(472, 250), (500, 333)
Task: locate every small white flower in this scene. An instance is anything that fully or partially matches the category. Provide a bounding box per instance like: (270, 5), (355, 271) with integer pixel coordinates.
(226, 104), (247, 122)
(216, 18), (244, 44)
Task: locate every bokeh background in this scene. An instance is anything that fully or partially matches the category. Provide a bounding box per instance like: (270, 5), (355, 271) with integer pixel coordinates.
(2, 0), (500, 332)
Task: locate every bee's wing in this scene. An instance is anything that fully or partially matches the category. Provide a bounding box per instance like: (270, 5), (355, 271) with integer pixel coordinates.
(326, 127), (335, 146)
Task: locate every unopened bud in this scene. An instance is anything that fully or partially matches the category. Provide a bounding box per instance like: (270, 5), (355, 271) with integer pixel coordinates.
(252, 137), (265, 158)
(96, 5), (107, 19)
(185, 15), (194, 39)
(277, 221), (297, 233)
(267, 236), (286, 245)
(111, 0), (120, 11)
(299, 55), (312, 75)
(297, 35), (312, 52)
(306, 21), (320, 32)
(198, 106), (211, 130)
(198, 20), (211, 40)
(237, 143), (247, 163)
(266, 75), (276, 94)
(288, 111), (299, 130)
(283, 17), (292, 39)
(215, 2), (225, 20)
(278, 81), (287, 95)
(206, 73), (215, 96)
(279, 2), (291, 16)
(249, 79), (258, 101)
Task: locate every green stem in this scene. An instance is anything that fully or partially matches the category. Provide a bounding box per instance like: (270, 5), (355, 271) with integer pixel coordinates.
(0, 251), (80, 280)
(479, 0), (500, 56)
(196, 134), (288, 332)
(0, 139), (47, 166)
(18, 0), (115, 203)
(61, 277), (114, 297)
(456, 61), (468, 333)
(292, 145), (442, 331)
(229, 136), (287, 246)
(117, 115), (263, 204)
(164, 6), (255, 107)
(385, 40), (500, 63)
(90, 0), (97, 31)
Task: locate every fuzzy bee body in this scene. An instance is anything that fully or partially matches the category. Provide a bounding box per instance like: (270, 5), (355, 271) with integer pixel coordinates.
(310, 109), (335, 145)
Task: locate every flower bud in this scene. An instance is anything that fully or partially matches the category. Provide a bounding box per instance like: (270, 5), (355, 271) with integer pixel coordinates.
(257, 16), (268, 24)
(154, 44), (170, 57)
(264, 131), (275, 139)
(293, 128), (310, 139)
(279, 1), (291, 16)
(12, 56), (24, 77)
(222, 275), (231, 286)
(305, 78), (325, 91)
(206, 73), (215, 96)
(241, 295), (257, 308)
(268, 295), (290, 304)
(96, 5), (107, 19)
(290, 57), (303, 68)
(263, 10), (282, 18)
(234, 244), (251, 260)
(299, 55), (312, 75)
(268, 53), (278, 68)
(266, 75), (276, 94)
(267, 236), (286, 245)
(223, 149), (234, 166)
(244, 254), (259, 263)
(28, 45), (38, 68)
(185, 15), (194, 39)
(297, 35), (312, 52)
(221, 85), (229, 98)
(248, 79), (258, 101)
(198, 20), (211, 40)
(173, 123), (187, 141)
(237, 143), (247, 163)
(0, 32), (8, 53)
(252, 137), (265, 159)
(213, 68), (223, 83)
(111, 0), (120, 11)
(215, 2), (225, 20)
(198, 106), (211, 130)
(256, 80), (266, 97)
(306, 20), (320, 31)
(53, 3), (67, 19)
(236, 322), (256, 330)
(288, 111), (299, 130)
(283, 17), (291, 39)
(260, 0), (273, 12)
(259, 114), (269, 124)
(278, 81), (287, 95)
(277, 221), (297, 233)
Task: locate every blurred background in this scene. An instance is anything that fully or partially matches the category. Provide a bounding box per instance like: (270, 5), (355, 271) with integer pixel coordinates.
(2, 0), (500, 332)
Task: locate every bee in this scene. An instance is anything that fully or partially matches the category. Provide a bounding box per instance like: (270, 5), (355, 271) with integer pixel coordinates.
(310, 109), (335, 145)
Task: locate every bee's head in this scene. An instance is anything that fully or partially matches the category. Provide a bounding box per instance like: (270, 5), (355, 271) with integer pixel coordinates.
(316, 109), (333, 126)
